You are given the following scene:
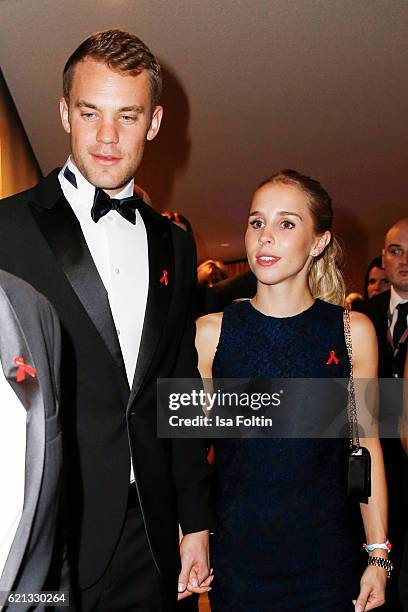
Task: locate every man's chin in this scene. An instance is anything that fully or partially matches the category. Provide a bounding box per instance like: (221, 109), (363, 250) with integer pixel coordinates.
(395, 282), (408, 294)
(85, 168), (132, 191)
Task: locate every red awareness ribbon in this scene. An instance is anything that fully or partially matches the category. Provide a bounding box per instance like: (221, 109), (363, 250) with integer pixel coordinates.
(326, 350), (339, 365)
(13, 356), (37, 382)
(160, 269), (169, 286)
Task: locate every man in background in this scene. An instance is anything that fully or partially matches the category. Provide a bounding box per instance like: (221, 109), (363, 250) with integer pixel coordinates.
(366, 219), (408, 378)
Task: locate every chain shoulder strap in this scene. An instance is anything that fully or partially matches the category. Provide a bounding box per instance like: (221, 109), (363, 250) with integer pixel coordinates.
(343, 308), (360, 451)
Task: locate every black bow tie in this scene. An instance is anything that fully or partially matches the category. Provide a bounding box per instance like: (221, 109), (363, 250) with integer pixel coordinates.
(91, 188), (142, 224)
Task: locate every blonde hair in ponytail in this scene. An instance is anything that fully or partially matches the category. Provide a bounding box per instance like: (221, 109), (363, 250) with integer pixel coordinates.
(308, 236), (345, 305)
(257, 170), (345, 305)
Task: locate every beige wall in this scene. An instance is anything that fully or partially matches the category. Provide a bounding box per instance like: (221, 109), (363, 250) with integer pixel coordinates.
(0, 69), (40, 199)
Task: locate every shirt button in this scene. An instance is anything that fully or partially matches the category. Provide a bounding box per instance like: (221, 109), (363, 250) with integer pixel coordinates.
(117, 329), (121, 336)
(115, 268), (120, 275)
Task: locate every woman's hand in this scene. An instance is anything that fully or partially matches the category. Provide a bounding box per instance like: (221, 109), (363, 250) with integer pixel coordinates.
(354, 564), (387, 611)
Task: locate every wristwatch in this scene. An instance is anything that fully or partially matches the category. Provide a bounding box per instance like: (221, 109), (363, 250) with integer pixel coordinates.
(367, 556), (393, 578)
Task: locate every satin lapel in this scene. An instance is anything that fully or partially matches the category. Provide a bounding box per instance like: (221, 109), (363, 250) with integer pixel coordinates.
(0, 289), (44, 591)
(127, 206), (175, 408)
(29, 196), (126, 376)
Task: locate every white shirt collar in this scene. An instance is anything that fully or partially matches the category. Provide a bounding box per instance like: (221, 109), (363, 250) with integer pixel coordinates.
(390, 285), (408, 314)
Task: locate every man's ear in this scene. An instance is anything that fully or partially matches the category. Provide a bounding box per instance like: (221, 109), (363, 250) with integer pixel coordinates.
(147, 105), (163, 141)
(310, 231), (331, 257)
(59, 97), (71, 134)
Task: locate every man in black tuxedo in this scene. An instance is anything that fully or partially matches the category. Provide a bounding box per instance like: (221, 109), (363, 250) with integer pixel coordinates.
(0, 30), (212, 611)
(365, 218), (408, 611)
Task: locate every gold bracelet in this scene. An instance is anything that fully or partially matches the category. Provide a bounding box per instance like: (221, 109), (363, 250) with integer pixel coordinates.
(367, 556), (393, 578)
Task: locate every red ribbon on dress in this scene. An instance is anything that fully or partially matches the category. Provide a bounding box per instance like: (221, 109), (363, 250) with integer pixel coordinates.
(160, 269), (169, 286)
(13, 356), (37, 382)
(326, 350), (339, 365)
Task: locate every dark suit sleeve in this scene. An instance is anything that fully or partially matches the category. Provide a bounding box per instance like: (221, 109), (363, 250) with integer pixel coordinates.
(170, 233), (214, 534)
(38, 294), (75, 597)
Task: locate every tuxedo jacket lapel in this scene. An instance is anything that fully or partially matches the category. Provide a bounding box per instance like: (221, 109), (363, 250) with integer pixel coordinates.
(29, 175), (127, 381)
(128, 205), (175, 408)
(0, 289), (44, 591)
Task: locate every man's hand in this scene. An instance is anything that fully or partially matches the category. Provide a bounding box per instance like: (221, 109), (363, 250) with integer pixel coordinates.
(177, 529), (213, 600)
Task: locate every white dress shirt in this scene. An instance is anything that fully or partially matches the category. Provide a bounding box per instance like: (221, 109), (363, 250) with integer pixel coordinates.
(0, 365), (26, 578)
(59, 158), (149, 482)
(389, 285), (408, 338)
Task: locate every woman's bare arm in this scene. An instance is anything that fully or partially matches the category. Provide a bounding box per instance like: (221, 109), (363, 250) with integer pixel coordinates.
(350, 310), (387, 611)
(195, 312), (223, 379)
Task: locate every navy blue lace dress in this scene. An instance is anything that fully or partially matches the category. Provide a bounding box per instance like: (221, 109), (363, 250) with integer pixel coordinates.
(210, 299), (359, 612)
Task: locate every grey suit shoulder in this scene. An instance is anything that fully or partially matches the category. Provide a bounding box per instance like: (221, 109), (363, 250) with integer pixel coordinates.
(0, 270), (64, 611)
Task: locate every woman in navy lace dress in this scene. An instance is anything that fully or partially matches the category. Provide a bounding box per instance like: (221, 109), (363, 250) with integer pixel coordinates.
(196, 170), (388, 611)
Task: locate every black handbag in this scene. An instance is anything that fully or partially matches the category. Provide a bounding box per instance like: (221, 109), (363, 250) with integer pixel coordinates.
(348, 446), (371, 503)
(344, 309), (371, 504)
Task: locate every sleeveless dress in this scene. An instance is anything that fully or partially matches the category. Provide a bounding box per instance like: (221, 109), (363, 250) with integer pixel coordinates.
(210, 299), (359, 612)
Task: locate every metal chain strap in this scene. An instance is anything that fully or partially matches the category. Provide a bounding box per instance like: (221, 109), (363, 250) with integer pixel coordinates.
(343, 309), (360, 452)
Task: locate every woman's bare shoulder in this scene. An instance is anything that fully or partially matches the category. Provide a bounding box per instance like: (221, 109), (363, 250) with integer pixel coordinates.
(348, 310), (378, 377)
(349, 310), (377, 341)
(196, 311), (223, 337)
